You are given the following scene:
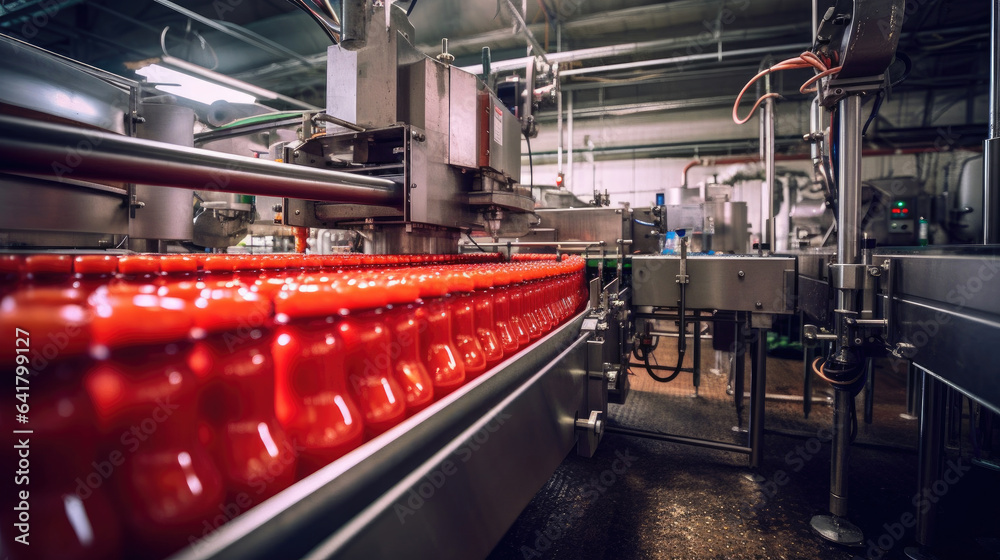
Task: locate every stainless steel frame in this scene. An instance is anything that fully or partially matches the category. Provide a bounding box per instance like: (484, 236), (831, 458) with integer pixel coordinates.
(168, 311), (593, 560)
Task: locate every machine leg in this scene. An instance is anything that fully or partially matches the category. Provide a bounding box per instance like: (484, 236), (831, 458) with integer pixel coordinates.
(803, 330), (815, 419)
(733, 318), (746, 431)
(863, 357), (875, 425)
(904, 368), (945, 560)
(692, 314), (702, 397)
(902, 361), (920, 420)
(810, 387), (864, 545)
(748, 328), (767, 469)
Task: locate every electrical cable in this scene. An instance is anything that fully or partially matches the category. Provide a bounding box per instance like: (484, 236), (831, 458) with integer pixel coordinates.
(811, 356), (865, 387)
(862, 90), (885, 137)
(283, 0), (340, 43)
(465, 231), (487, 252)
(646, 278), (687, 383)
(407, 0), (419, 16)
(732, 51), (842, 124)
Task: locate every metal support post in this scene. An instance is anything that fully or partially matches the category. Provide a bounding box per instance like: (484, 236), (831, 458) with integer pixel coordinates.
(748, 327), (767, 469)
(904, 368), (945, 560)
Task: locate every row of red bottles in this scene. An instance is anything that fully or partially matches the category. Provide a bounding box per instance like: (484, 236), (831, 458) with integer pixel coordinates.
(0, 254), (586, 560)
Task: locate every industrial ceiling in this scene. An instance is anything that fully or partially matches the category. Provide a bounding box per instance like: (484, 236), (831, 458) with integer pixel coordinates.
(0, 0), (992, 157)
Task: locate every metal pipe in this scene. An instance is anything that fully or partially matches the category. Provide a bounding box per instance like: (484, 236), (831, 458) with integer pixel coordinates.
(914, 368), (944, 547)
(829, 390), (852, 517)
(567, 91), (574, 191)
(749, 328), (767, 469)
(500, 0), (549, 63)
(559, 44), (811, 77)
(460, 241), (604, 248)
(838, 95), (863, 270)
(151, 0), (315, 65)
(339, 0), (369, 50)
(762, 95), (776, 250)
(458, 23), (807, 75)
(313, 113), (366, 132)
(734, 316), (746, 429)
(985, 0), (1000, 243)
(0, 115), (401, 206)
(605, 425), (752, 455)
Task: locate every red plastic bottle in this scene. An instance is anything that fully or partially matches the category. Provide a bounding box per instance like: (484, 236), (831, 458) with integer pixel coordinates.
(272, 282), (365, 477)
(0, 254), (24, 298)
(114, 255), (161, 292)
(335, 275), (408, 438)
(382, 272), (434, 415)
(447, 270), (487, 380)
(490, 267), (520, 355)
(24, 254), (73, 288)
(73, 255), (118, 294)
(414, 270), (467, 398)
(506, 267), (532, 347)
(200, 255), (238, 287)
(184, 288), (297, 512)
(0, 290), (124, 560)
(158, 255), (199, 288)
(470, 267), (504, 369)
(84, 290), (224, 558)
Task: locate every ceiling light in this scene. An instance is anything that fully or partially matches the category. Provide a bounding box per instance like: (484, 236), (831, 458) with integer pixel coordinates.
(135, 63), (257, 105)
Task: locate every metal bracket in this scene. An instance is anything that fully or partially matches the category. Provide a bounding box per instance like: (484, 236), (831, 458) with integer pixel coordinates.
(575, 410), (604, 458)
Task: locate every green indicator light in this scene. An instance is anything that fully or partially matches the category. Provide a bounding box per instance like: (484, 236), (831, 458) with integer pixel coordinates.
(897, 201), (905, 207)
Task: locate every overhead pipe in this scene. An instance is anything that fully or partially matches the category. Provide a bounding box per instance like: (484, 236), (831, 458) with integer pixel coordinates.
(984, 0), (1000, 243)
(339, 0), (370, 50)
(0, 115), (401, 206)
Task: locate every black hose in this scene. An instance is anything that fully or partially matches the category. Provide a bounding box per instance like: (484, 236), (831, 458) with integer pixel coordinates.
(645, 280), (687, 383)
(406, 0), (419, 16)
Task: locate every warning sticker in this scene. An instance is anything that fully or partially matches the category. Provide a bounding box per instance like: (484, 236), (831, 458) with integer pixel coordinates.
(493, 105), (503, 146)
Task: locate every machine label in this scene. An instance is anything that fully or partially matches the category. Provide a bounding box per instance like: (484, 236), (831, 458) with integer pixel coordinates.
(493, 105), (503, 146)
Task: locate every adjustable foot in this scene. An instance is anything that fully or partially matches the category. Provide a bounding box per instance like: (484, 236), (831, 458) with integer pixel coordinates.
(810, 514), (863, 546)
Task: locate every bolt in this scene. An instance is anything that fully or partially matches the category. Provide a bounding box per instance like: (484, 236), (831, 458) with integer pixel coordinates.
(854, 337), (863, 345)
(755, 301), (762, 309)
(294, 209), (301, 215)
(293, 151), (300, 158)
(738, 270), (745, 278)
(868, 267), (881, 277)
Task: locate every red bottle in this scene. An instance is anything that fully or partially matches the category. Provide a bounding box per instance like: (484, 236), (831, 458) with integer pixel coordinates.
(414, 271), (466, 398)
(272, 282), (365, 477)
(73, 255), (118, 294)
(84, 290), (224, 557)
(446, 270), (487, 380)
(158, 255), (198, 288)
(233, 254), (262, 287)
(114, 255), (160, 292)
(185, 288), (297, 511)
(506, 267), (531, 347)
(200, 255), (238, 287)
(0, 254), (24, 298)
(0, 290), (124, 560)
(471, 267), (504, 369)
(383, 272), (434, 415)
(335, 275), (408, 437)
(24, 254), (73, 288)
(490, 267), (520, 355)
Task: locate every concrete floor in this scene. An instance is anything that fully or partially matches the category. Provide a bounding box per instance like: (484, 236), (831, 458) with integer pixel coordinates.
(487, 337), (1000, 560)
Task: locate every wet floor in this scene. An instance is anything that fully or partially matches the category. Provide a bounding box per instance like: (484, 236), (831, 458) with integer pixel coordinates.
(487, 339), (1000, 560)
